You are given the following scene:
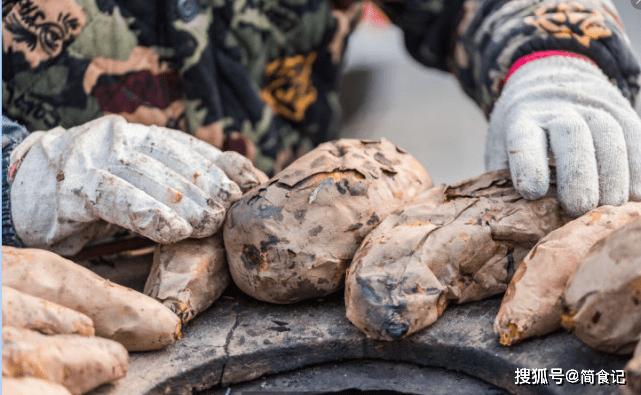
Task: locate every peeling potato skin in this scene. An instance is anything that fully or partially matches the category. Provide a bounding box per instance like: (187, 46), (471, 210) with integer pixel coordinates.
(144, 234), (230, 324)
(561, 221), (641, 354)
(345, 170), (566, 341)
(224, 139), (431, 304)
(495, 203), (641, 347)
(625, 342), (641, 394)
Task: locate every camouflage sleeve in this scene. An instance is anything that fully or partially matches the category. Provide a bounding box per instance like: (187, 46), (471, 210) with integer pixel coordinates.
(377, 0), (640, 114)
(2, 116), (28, 247)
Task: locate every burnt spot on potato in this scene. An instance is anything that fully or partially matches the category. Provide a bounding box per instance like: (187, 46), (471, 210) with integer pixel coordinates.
(349, 181), (367, 196)
(294, 209), (307, 222)
(383, 313), (410, 340)
(257, 204), (283, 221)
(366, 213), (380, 226)
(308, 225), (323, 237)
(346, 223), (363, 232)
(355, 277), (383, 304)
(260, 235), (286, 251)
(336, 179), (348, 194)
(241, 245), (261, 270)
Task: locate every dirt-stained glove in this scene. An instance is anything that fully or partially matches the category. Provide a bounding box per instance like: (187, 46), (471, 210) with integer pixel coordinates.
(9, 115), (267, 255)
(487, 55), (641, 216)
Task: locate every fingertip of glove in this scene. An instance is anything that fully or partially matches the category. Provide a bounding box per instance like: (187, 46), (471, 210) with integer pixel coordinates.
(560, 197), (598, 218)
(254, 168), (269, 185)
(599, 189), (628, 208)
(513, 177), (549, 201)
(630, 184), (641, 202)
(149, 214), (193, 244)
(517, 187), (547, 201)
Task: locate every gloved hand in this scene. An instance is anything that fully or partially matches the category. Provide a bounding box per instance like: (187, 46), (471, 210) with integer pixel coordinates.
(9, 115), (267, 255)
(487, 55), (641, 216)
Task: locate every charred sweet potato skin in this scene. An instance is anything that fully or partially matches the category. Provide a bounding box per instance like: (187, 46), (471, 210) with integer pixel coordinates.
(562, 220), (641, 354)
(346, 171), (566, 340)
(224, 139), (431, 304)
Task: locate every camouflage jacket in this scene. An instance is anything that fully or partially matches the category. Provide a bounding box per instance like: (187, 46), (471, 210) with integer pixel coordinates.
(3, 0), (640, 173)
(2, 0), (640, 244)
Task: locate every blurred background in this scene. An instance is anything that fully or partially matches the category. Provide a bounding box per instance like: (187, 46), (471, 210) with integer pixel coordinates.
(339, 2), (641, 184)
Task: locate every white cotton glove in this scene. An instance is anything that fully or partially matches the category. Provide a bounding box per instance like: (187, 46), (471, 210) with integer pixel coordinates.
(487, 56), (641, 217)
(9, 115), (267, 255)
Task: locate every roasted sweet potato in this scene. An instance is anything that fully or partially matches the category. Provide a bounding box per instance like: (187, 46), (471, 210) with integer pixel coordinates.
(345, 171), (566, 340)
(2, 327), (128, 395)
(2, 286), (94, 336)
(144, 234), (229, 324)
(2, 246), (181, 351)
(224, 139), (431, 303)
(495, 203), (641, 346)
(625, 342), (641, 394)
(561, 220), (641, 354)
(2, 377), (71, 395)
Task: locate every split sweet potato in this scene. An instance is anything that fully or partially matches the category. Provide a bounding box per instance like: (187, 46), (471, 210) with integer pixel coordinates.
(2, 246), (181, 351)
(144, 234), (229, 324)
(625, 342), (641, 394)
(224, 139), (431, 304)
(495, 203), (641, 346)
(561, 220), (641, 354)
(2, 377), (72, 395)
(345, 171), (566, 340)
(2, 326), (128, 394)
(2, 286), (94, 336)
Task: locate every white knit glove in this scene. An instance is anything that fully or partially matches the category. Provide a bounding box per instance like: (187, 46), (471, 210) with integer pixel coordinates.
(9, 115), (267, 255)
(487, 56), (641, 216)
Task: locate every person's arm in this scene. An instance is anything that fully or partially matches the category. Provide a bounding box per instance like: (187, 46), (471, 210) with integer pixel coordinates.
(2, 116), (29, 247)
(377, 0), (639, 113)
(378, 0), (641, 216)
(2, 115), (266, 255)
